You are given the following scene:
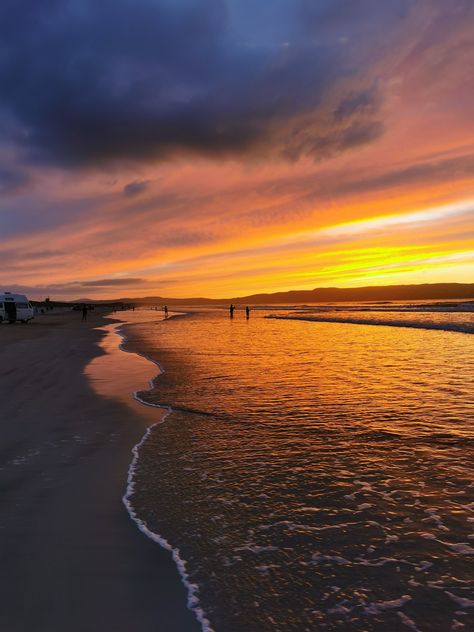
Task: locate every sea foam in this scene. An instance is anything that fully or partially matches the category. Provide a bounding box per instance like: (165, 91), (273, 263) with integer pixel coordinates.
(110, 317), (214, 632)
(266, 314), (474, 334)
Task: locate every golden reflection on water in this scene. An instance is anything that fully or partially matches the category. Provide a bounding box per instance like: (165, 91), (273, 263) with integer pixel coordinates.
(87, 308), (474, 631)
(129, 309), (474, 440)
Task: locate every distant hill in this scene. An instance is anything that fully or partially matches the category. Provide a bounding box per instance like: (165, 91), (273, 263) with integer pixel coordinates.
(229, 283), (474, 304)
(78, 283), (474, 305)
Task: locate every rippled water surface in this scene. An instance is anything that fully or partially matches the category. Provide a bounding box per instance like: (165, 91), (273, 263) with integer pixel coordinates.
(120, 306), (474, 631)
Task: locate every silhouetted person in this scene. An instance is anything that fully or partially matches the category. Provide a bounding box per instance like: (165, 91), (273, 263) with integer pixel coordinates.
(164, 305), (168, 318)
(82, 305), (87, 321)
(229, 304), (234, 318)
(246, 306), (250, 319)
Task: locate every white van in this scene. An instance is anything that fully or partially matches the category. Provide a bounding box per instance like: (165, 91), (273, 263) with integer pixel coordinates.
(0, 292), (35, 324)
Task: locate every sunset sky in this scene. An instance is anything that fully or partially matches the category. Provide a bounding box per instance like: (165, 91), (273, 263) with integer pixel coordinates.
(1, 0), (473, 300)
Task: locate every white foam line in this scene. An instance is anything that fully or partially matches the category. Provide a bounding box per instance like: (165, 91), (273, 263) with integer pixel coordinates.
(106, 314), (214, 632)
(266, 315), (474, 335)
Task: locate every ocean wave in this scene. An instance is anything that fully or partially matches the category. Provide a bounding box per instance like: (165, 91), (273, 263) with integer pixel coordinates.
(266, 314), (474, 334)
(249, 301), (474, 313)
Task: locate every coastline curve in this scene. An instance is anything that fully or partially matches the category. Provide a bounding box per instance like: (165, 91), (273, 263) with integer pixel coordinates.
(93, 313), (214, 632)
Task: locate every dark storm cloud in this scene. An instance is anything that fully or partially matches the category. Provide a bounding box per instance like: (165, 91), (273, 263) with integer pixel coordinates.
(0, 0), (419, 167)
(123, 180), (150, 197)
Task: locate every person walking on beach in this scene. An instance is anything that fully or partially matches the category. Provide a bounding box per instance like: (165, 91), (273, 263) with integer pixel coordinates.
(246, 306), (250, 319)
(82, 305), (87, 321)
(229, 304), (234, 318)
(164, 305), (168, 318)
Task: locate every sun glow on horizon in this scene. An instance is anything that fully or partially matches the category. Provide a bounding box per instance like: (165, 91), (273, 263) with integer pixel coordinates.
(317, 200), (474, 238)
(1, 2), (473, 300)
(6, 191), (474, 301)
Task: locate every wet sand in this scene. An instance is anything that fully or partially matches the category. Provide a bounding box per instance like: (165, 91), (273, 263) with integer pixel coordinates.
(0, 310), (200, 632)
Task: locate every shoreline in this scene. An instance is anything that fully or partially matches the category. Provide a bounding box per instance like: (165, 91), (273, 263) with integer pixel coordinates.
(0, 309), (200, 632)
(89, 313), (212, 631)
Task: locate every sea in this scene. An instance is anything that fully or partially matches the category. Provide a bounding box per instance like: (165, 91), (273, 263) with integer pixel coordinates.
(94, 301), (474, 631)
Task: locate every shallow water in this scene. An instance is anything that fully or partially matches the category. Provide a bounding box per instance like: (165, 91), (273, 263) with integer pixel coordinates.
(268, 301), (474, 335)
(84, 321), (166, 424)
(117, 306), (474, 631)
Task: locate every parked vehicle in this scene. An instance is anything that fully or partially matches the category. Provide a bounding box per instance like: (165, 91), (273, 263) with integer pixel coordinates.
(0, 292), (35, 323)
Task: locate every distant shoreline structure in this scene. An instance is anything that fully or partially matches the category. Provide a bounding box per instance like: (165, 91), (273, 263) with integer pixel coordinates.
(68, 282), (474, 306)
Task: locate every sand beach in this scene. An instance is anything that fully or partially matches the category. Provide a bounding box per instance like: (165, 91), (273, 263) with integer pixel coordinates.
(0, 309), (199, 632)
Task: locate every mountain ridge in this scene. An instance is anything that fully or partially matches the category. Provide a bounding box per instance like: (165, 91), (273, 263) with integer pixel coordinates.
(73, 283), (474, 305)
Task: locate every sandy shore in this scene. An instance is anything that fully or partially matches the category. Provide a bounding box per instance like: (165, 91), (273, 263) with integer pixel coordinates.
(0, 309), (200, 632)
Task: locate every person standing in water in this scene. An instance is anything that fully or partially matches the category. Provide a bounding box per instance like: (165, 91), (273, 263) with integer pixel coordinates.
(164, 305), (168, 318)
(246, 306), (250, 319)
(82, 305), (87, 321)
(229, 304), (234, 318)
